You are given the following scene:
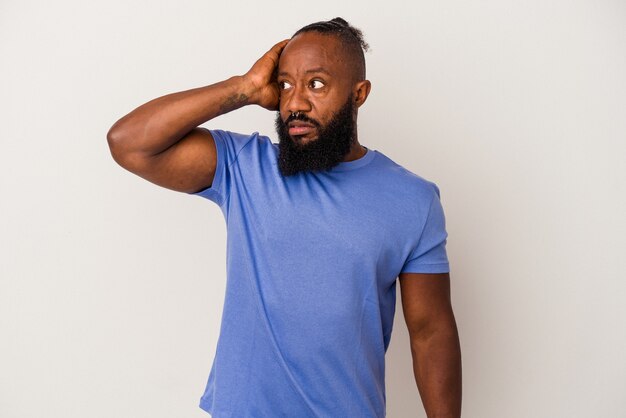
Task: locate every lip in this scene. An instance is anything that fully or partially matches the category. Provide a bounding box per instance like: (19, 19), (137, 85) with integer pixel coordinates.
(288, 122), (316, 137)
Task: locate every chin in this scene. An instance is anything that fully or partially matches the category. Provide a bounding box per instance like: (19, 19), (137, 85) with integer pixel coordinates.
(288, 133), (318, 147)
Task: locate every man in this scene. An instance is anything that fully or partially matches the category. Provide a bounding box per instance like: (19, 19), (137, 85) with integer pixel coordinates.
(107, 17), (462, 418)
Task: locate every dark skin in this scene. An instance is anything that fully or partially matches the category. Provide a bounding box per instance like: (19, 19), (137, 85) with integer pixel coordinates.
(107, 32), (461, 417)
(399, 272), (462, 417)
(275, 31), (369, 159)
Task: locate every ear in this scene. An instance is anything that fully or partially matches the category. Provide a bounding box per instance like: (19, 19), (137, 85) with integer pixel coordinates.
(353, 80), (372, 108)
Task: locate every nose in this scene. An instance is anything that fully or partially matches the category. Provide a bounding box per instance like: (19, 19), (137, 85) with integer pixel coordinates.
(282, 84), (312, 115)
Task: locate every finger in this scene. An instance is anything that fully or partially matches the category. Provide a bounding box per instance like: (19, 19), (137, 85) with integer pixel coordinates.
(275, 38), (290, 49)
(263, 39), (290, 69)
(268, 39), (290, 56)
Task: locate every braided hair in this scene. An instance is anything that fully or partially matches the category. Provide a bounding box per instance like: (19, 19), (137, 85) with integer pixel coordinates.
(292, 17), (369, 80)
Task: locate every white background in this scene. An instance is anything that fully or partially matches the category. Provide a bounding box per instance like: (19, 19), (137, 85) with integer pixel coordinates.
(1, 1), (625, 417)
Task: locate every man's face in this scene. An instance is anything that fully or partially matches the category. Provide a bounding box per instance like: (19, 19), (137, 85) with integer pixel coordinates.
(274, 32), (357, 176)
(275, 94), (355, 176)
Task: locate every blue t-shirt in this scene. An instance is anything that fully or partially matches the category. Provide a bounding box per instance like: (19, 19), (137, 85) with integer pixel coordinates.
(190, 129), (450, 417)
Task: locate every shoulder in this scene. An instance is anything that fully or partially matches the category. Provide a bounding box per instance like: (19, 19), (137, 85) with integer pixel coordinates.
(373, 151), (441, 202)
(208, 129), (272, 146)
(208, 129), (275, 160)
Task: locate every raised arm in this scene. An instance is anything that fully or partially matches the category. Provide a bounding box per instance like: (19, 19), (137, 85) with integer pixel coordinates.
(399, 272), (462, 418)
(106, 39), (289, 194)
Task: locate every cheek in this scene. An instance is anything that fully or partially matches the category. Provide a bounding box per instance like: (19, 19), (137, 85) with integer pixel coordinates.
(309, 98), (334, 120)
(316, 102), (342, 125)
(277, 104), (289, 121)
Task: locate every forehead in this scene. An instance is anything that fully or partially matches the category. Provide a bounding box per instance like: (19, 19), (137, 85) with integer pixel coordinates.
(278, 32), (349, 77)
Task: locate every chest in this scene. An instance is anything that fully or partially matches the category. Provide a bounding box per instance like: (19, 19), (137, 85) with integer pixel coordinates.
(230, 171), (413, 276)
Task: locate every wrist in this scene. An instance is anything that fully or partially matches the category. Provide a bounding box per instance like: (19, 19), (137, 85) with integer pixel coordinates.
(211, 75), (256, 115)
(234, 74), (262, 106)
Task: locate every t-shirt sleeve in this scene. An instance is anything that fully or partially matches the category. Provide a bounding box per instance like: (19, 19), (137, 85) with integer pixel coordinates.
(400, 183), (451, 274)
(187, 129), (255, 206)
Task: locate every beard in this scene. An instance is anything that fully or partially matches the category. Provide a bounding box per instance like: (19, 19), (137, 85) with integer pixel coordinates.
(274, 95), (356, 176)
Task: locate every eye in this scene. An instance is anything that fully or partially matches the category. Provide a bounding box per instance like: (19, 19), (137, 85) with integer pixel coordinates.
(278, 80), (293, 90)
(309, 80), (325, 89)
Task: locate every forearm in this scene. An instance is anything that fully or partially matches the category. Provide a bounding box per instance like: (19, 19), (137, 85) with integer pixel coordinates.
(107, 75), (252, 156)
(410, 320), (462, 418)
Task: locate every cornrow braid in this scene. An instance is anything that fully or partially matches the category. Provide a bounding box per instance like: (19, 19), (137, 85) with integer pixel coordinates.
(294, 17), (370, 52)
(292, 17), (369, 80)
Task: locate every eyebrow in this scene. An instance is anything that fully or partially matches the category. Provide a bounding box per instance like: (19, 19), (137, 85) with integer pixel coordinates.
(278, 67), (332, 77)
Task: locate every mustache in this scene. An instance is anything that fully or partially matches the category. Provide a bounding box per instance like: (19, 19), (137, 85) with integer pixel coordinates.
(284, 112), (321, 127)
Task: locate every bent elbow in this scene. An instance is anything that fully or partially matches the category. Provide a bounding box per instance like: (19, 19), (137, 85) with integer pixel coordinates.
(106, 120), (136, 165)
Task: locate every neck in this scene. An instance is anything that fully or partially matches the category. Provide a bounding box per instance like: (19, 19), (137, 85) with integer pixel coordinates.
(342, 117), (364, 162)
(342, 139), (366, 162)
